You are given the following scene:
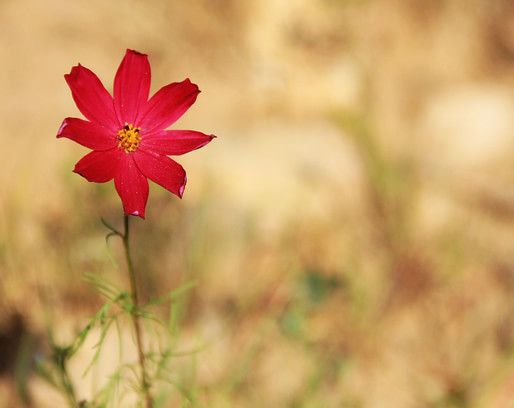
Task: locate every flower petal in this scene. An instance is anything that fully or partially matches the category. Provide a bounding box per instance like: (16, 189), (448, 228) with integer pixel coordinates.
(57, 118), (117, 150)
(65, 64), (119, 131)
(141, 130), (215, 156)
(114, 155), (149, 218)
(73, 149), (122, 183)
(134, 150), (186, 198)
(138, 79), (199, 132)
(114, 49), (151, 126)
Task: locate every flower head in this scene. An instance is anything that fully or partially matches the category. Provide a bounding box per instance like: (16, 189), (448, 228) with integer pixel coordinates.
(58, 49), (215, 218)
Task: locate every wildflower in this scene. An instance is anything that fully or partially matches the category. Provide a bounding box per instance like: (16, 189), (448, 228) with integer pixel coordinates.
(58, 49), (215, 218)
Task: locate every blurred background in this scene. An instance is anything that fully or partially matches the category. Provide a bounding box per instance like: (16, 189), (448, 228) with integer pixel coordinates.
(1, 0), (514, 406)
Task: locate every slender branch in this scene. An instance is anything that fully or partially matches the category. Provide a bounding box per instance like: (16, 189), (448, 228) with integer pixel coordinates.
(54, 346), (79, 408)
(101, 217), (123, 236)
(105, 231), (121, 245)
(121, 215), (153, 408)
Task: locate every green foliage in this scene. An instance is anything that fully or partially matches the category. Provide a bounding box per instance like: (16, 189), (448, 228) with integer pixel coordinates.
(301, 270), (340, 305)
(35, 224), (200, 407)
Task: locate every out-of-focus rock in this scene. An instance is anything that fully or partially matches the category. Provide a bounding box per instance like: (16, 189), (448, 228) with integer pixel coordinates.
(416, 84), (514, 174)
(195, 120), (365, 233)
(244, 0), (362, 116)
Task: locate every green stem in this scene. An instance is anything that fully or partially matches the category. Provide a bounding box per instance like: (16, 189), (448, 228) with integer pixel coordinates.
(59, 358), (78, 407)
(122, 215), (153, 408)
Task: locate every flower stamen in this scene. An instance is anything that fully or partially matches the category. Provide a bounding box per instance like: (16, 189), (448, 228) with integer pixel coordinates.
(117, 124), (141, 153)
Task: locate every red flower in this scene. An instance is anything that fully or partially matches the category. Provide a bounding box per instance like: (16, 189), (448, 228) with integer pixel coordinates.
(57, 49), (215, 218)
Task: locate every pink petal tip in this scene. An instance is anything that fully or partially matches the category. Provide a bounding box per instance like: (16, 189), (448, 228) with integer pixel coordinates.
(179, 175), (187, 198)
(56, 120), (68, 138)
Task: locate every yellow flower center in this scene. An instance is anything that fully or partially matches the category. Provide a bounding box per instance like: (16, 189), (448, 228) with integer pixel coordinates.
(117, 124), (141, 153)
